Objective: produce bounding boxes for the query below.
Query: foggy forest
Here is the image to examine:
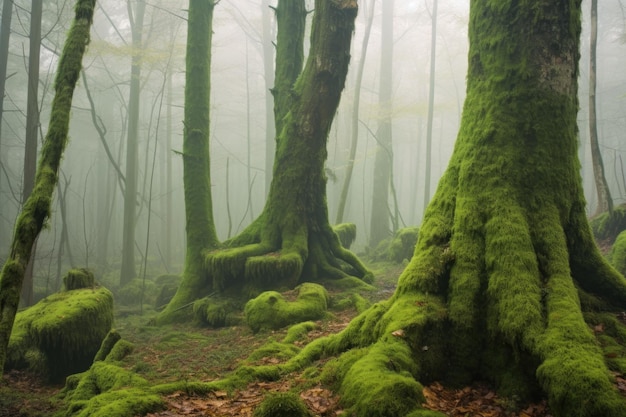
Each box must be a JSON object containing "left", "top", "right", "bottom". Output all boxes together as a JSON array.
[{"left": 1, "top": 0, "right": 626, "bottom": 416}]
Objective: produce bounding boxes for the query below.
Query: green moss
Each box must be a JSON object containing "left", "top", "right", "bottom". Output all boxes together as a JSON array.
[
  {"left": 333, "top": 223, "right": 357, "bottom": 249},
  {"left": 252, "top": 391, "right": 312, "bottom": 417},
  {"left": 93, "top": 330, "right": 121, "bottom": 362},
  {"left": 590, "top": 204, "right": 626, "bottom": 243},
  {"left": 7, "top": 286, "right": 114, "bottom": 381},
  {"left": 244, "top": 283, "right": 328, "bottom": 332},
  {"left": 64, "top": 268, "right": 95, "bottom": 290},
  {"left": 282, "top": 321, "right": 317, "bottom": 344},
  {"left": 609, "top": 230, "right": 626, "bottom": 274},
  {"left": 339, "top": 339, "right": 423, "bottom": 417},
  {"left": 193, "top": 297, "right": 242, "bottom": 327},
  {"left": 62, "top": 361, "right": 163, "bottom": 417}
]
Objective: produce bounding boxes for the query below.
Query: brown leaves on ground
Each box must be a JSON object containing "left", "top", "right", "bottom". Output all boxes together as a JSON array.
[
  {"left": 422, "top": 382, "right": 553, "bottom": 417},
  {"left": 146, "top": 382, "right": 342, "bottom": 417}
]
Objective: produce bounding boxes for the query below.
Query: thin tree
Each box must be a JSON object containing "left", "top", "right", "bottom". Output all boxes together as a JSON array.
[
  {"left": 0, "top": 0, "right": 97, "bottom": 375},
  {"left": 20, "top": 0, "right": 43, "bottom": 307},
  {"left": 157, "top": 0, "right": 219, "bottom": 323},
  {"left": 0, "top": 0, "right": 14, "bottom": 216},
  {"left": 120, "top": 0, "right": 146, "bottom": 286},
  {"left": 335, "top": 0, "right": 375, "bottom": 225},
  {"left": 368, "top": 0, "right": 393, "bottom": 248},
  {"left": 422, "top": 0, "right": 437, "bottom": 214},
  {"left": 589, "top": 0, "right": 612, "bottom": 216}
]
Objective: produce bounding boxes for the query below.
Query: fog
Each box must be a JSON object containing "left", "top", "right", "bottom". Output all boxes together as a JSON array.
[{"left": 0, "top": 0, "right": 624, "bottom": 299}]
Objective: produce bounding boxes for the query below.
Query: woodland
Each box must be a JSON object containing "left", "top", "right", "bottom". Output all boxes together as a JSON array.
[{"left": 1, "top": 0, "right": 626, "bottom": 416}]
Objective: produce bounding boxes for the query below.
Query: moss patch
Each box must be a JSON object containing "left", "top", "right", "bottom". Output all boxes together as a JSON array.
[
  {"left": 7, "top": 286, "right": 113, "bottom": 381},
  {"left": 244, "top": 283, "right": 329, "bottom": 333},
  {"left": 253, "top": 391, "right": 313, "bottom": 417}
]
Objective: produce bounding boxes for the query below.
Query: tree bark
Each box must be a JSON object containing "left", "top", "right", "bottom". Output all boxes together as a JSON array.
[
  {"left": 156, "top": 0, "right": 219, "bottom": 324},
  {"left": 589, "top": 0, "right": 612, "bottom": 216},
  {"left": 205, "top": 0, "right": 371, "bottom": 293},
  {"left": 0, "top": 0, "right": 96, "bottom": 376},
  {"left": 0, "top": 0, "right": 14, "bottom": 225}
]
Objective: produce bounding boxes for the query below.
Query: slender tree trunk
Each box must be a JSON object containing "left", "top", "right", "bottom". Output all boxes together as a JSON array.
[
  {"left": 262, "top": 0, "right": 275, "bottom": 196},
  {"left": 589, "top": 0, "right": 612, "bottom": 216},
  {"left": 369, "top": 0, "right": 394, "bottom": 248},
  {"left": 0, "top": 0, "right": 96, "bottom": 376},
  {"left": 423, "top": 0, "right": 438, "bottom": 214},
  {"left": 120, "top": 0, "right": 146, "bottom": 286},
  {"left": 271, "top": 0, "right": 306, "bottom": 141},
  {"left": 335, "top": 0, "right": 375, "bottom": 224},
  {"left": 0, "top": 0, "right": 14, "bottom": 225},
  {"left": 157, "top": 0, "right": 219, "bottom": 324},
  {"left": 20, "top": 0, "right": 43, "bottom": 307}
]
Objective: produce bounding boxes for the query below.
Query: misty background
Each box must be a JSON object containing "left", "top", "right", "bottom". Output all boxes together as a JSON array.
[{"left": 0, "top": 0, "right": 624, "bottom": 299}]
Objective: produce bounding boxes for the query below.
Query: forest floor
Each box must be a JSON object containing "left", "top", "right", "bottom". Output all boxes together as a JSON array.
[{"left": 1, "top": 262, "right": 625, "bottom": 417}]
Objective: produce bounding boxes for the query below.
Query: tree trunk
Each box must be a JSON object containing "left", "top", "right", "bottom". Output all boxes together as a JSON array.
[
  {"left": 20, "top": 0, "right": 43, "bottom": 307},
  {"left": 261, "top": 0, "right": 275, "bottom": 196},
  {"left": 589, "top": 0, "right": 612, "bottom": 216},
  {"left": 0, "top": 0, "right": 14, "bottom": 229},
  {"left": 284, "top": 2, "right": 626, "bottom": 416},
  {"left": 423, "top": 0, "right": 438, "bottom": 213},
  {"left": 120, "top": 0, "right": 145, "bottom": 287},
  {"left": 271, "top": 0, "right": 306, "bottom": 142},
  {"left": 205, "top": 0, "right": 370, "bottom": 293},
  {"left": 369, "top": 0, "right": 394, "bottom": 248},
  {"left": 0, "top": 0, "right": 96, "bottom": 376},
  {"left": 156, "top": 0, "right": 219, "bottom": 324}
]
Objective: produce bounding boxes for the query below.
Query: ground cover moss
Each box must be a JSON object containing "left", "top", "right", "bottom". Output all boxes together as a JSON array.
[
  {"left": 252, "top": 391, "right": 313, "bottom": 417},
  {"left": 7, "top": 286, "right": 113, "bottom": 381},
  {"left": 244, "top": 283, "right": 329, "bottom": 332}
]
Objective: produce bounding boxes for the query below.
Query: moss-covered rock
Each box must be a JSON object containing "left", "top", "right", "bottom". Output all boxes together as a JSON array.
[
  {"left": 6, "top": 285, "right": 114, "bottom": 381},
  {"left": 244, "top": 283, "right": 328, "bottom": 333},
  {"left": 252, "top": 391, "right": 313, "bottom": 417},
  {"left": 116, "top": 278, "right": 158, "bottom": 306},
  {"left": 63, "top": 268, "right": 95, "bottom": 290}
]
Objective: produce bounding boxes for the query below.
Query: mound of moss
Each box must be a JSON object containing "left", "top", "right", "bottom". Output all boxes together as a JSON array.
[
  {"left": 6, "top": 285, "right": 114, "bottom": 381},
  {"left": 116, "top": 278, "right": 158, "bottom": 306},
  {"left": 193, "top": 297, "right": 242, "bottom": 327},
  {"left": 370, "top": 227, "right": 419, "bottom": 263},
  {"left": 253, "top": 391, "right": 313, "bottom": 417},
  {"left": 244, "top": 283, "right": 329, "bottom": 333},
  {"left": 64, "top": 268, "right": 95, "bottom": 290},
  {"left": 590, "top": 204, "right": 626, "bottom": 244},
  {"left": 609, "top": 231, "right": 626, "bottom": 275}
]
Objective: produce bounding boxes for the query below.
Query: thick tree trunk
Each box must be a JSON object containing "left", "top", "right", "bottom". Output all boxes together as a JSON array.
[
  {"left": 205, "top": 0, "right": 371, "bottom": 294},
  {"left": 156, "top": 0, "right": 219, "bottom": 324},
  {"left": 0, "top": 0, "right": 96, "bottom": 376},
  {"left": 280, "top": 2, "right": 626, "bottom": 416}
]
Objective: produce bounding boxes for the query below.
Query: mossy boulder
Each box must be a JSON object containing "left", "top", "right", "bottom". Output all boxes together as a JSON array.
[
  {"left": 244, "top": 283, "right": 329, "bottom": 333},
  {"left": 64, "top": 268, "right": 95, "bottom": 290},
  {"left": 252, "top": 391, "right": 313, "bottom": 417},
  {"left": 6, "top": 285, "right": 114, "bottom": 381},
  {"left": 116, "top": 278, "right": 158, "bottom": 306}
]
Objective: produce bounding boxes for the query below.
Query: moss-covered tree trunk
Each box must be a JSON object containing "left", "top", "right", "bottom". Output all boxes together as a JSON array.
[
  {"left": 205, "top": 0, "right": 370, "bottom": 294},
  {"left": 271, "top": 0, "right": 305, "bottom": 142},
  {"left": 288, "top": 1, "right": 626, "bottom": 416},
  {"left": 156, "top": 0, "right": 219, "bottom": 324},
  {"left": 0, "top": 0, "right": 96, "bottom": 375}
]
